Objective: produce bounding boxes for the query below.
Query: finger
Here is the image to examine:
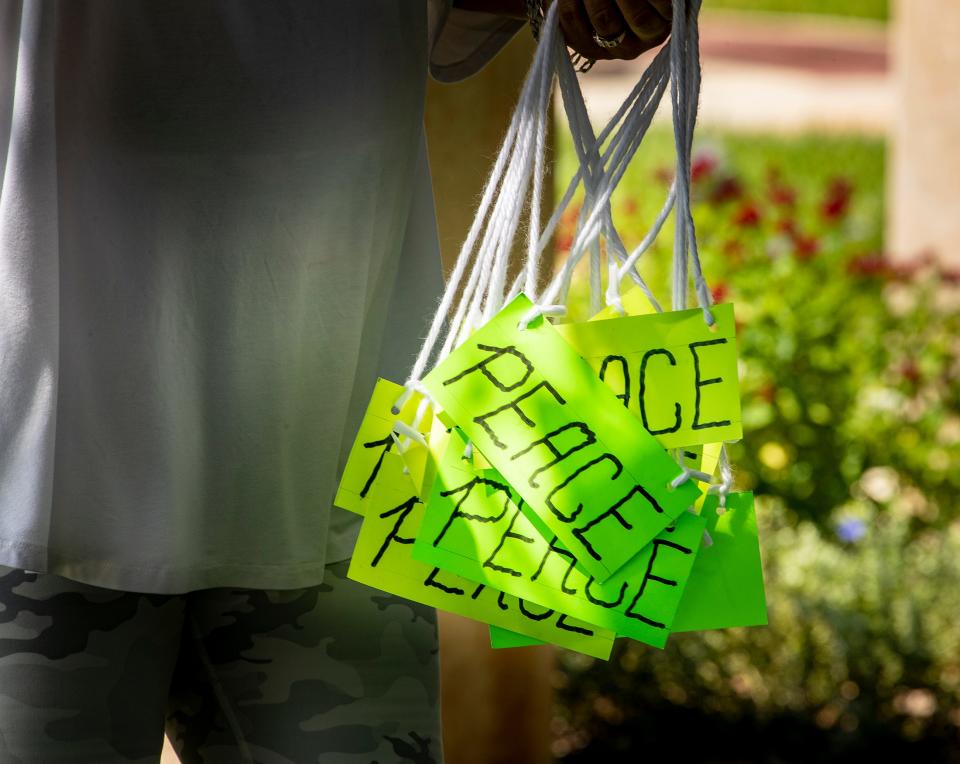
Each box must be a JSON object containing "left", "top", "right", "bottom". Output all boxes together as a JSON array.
[
  {"left": 647, "top": 0, "right": 672, "bottom": 22},
  {"left": 616, "top": 0, "right": 671, "bottom": 45},
  {"left": 557, "top": 0, "right": 613, "bottom": 60},
  {"left": 583, "top": 0, "right": 646, "bottom": 59},
  {"left": 583, "top": 0, "right": 627, "bottom": 38}
]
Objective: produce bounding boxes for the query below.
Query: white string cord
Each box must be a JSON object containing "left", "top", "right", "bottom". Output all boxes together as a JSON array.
[
  {"left": 521, "top": 45, "right": 672, "bottom": 327},
  {"left": 613, "top": 182, "right": 676, "bottom": 288},
  {"left": 670, "top": 0, "right": 713, "bottom": 323},
  {"left": 468, "top": 32, "right": 674, "bottom": 326},
  {"left": 555, "top": 40, "right": 641, "bottom": 315},
  {"left": 708, "top": 445, "right": 735, "bottom": 512},
  {"left": 443, "top": 1, "right": 559, "bottom": 343},
  {"left": 509, "top": 42, "right": 671, "bottom": 319},
  {"left": 483, "top": 14, "right": 559, "bottom": 321},
  {"left": 554, "top": 42, "right": 665, "bottom": 314},
  {"left": 560, "top": 46, "right": 670, "bottom": 271},
  {"left": 400, "top": 1, "right": 562, "bottom": 401},
  {"left": 397, "top": 0, "right": 735, "bottom": 515}
]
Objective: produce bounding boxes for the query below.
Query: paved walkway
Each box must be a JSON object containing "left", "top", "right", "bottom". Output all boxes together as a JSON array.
[{"left": 579, "top": 11, "right": 892, "bottom": 134}]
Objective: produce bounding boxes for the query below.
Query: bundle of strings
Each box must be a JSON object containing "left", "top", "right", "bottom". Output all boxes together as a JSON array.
[{"left": 396, "top": 0, "right": 735, "bottom": 507}]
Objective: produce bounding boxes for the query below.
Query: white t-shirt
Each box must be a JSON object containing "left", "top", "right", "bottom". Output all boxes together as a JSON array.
[{"left": 0, "top": 1, "right": 522, "bottom": 593}]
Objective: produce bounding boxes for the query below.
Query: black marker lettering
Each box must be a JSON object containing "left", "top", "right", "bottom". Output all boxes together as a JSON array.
[
  {"left": 442, "top": 343, "right": 533, "bottom": 392},
  {"left": 571, "top": 484, "right": 663, "bottom": 561},
  {"left": 624, "top": 537, "right": 694, "bottom": 627},
  {"left": 511, "top": 422, "right": 597, "bottom": 488},
  {"left": 556, "top": 614, "right": 594, "bottom": 636},
  {"left": 599, "top": 355, "right": 630, "bottom": 408},
  {"left": 639, "top": 348, "right": 681, "bottom": 435},
  {"left": 360, "top": 435, "right": 394, "bottom": 499},
  {"left": 424, "top": 567, "right": 465, "bottom": 595},
  {"left": 434, "top": 477, "right": 513, "bottom": 547},
  {"left": 531, "top": 535, "right": 580, "bottom": 595},
  {"left": 474, "top": 380, "right": 565, "bottom": 449},
  {"left": 584, "top": 575, "right": 627, "bottom": 608},
  {"left": 371, "top": 496, "right": 421, "bottom": 567},
  {"left": 690, "top": 338, "right": 732, "bottom": 431},
  {"left": 518, "top": 599, "right": 554, "bottom": 621},
  {"left": 484, "top": 505, "right": 537, "bottom": 578},
  {"left": 544, "top": 453, "right": 623, "bottom": 523}
]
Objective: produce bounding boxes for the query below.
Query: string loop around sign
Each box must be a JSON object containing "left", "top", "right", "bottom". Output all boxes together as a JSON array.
[{"left": 394, "top": 0, "right": 735, "bottom": 512}]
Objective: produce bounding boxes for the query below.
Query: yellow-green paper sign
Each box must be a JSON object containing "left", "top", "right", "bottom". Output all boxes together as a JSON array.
[
  {"left": 346, "top": 451, "right": 616, "bottom": 660},
  {"left": 334, "top": 378, "right": 430, "bottom": 515},
  {"left": 556, "top": 303, "right": 742, "bottom": 449},
  {"left": 421, "top": 294, "right": 701, "bottom": 583},
  {"left": 672, "top": 492, "right": 767, "bottom": 631},
  {"left": 413, "top": 435, "right": 706, "bottom": 648}
]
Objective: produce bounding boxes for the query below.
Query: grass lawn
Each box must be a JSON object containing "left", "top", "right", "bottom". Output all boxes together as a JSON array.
[{"left": 706, "top": 0, "right": 888, "bottom": 21}]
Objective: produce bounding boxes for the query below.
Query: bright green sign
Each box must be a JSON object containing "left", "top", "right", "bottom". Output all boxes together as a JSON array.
[
  {"left": 489, "top": 626, "right": 545, "bottom": 649},
  {"left": 334, "top": 378, "right": 430, "bottom": 515},
  {"left": 347, "top": 451, "right": 616, "bottom": 660},
  {"left": 421, "top": 294, "right": 701, "bottom": 583},
  {"left": 413, "top": 436, "right": 705, "bottom": 648},
  {"left": 672, "top": 492, "right": 767, "bottom": 631},
  {"left": 556, "top": 304, "right": 742, "bottom": 449}
]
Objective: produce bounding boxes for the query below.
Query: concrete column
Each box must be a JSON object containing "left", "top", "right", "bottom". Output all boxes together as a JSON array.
[{"left": 889, "top": 0, "right": 960, "bottom": 263}]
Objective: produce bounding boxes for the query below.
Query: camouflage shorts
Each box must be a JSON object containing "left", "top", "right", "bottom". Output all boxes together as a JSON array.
[{"left": 0, "top": 561, "right": 442, "bottom": 764}]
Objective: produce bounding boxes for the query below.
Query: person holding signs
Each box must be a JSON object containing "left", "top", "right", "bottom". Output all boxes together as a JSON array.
[{"left": 0, "top": 1, "right": 675, "bottom": 761}]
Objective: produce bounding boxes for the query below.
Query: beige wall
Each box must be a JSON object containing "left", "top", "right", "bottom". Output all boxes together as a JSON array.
[{"left": 889, "top": 0, "right": 960, "bottom": 263}]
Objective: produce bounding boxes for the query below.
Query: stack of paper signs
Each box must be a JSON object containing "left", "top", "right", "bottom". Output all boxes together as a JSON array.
[{"left": 335, "top": 294, "right": 766, "bottom": 660}]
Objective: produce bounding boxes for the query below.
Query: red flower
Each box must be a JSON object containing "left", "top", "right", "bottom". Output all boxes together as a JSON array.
[
  {"left": 692, "top": 151, "right": 719, "bottom": 184},
  {"left": 758, "top": 383, "right": 776, "bottom": 403},
  {"left": 939, "top": 266, "right": 960, "bottom": 285},
  {"left": 733, "top": 202, "right": 761, "bottom": 227},
  {"left": 776, "top": 218, "right": 797, "bottom": 236},
  {"left": 711, "top": 282, "right": 730, "bottom": 304},
  {"left": 722, "top": 239, "right": 744, "bottom": 260},
  {"left": 770, "top": 184, "right": 797, "bottom": 207},
  {"left": 793, "top": 234, "right": 820, "bottom": 261},
  {"left": 846, "top": 253, "right": 891, "bottom": 278},
  {"left": 709, "top": 176, "right": 744, "bottom": 204},
  {"left": 765, "top": 166, "right": 796, "bottom": 207},
  {"left": 899, "top": 359, "right": 922, "bottom": 384},
  {"left": 822, "top": 177, "right": 853, "bottom": 221}
]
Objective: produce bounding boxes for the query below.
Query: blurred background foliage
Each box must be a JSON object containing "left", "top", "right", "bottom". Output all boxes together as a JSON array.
[
  {"left": 708, "top": 0, "right": 888, "bottom": 21},
  {"left": 551, "top": 122, "right": 960, "bottom": 760}
]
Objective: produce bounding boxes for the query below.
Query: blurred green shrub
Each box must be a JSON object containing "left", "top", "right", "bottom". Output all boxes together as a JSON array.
[
  {"left": 553, "top": 129, "right": 960, "bottom": 759},
  {"left": 555, "top": 499, "right": 960, "bottom": 760},
  {"left": 706, "top": 0, "right": 888, "bottom": 21}
]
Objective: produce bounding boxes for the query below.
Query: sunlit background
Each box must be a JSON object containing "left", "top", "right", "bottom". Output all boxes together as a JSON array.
[
  {"left": 550, "top": 1, "right": 960, "bottom": 761},
  {"left": 152, "top": 2, "right": 960, "bottom": 761}
]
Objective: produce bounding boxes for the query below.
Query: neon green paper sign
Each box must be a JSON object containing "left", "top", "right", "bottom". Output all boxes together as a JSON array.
[
  {"left": 347, "top": 452, "right": 616, "bottom": 660},
  {"left": 590, "top": 285, "right": 656, "bottom": 321},
  {"left": 672, "top": 492, "right": 767, "bottom": 631},
  {"left": 555, "top": 304, "right": 742, "bottom": 449},
  {"left": 334, "top": 378, "right": 430, "bottom": 515},
  {"left": 421, "top": 294, "right": 701, "bottom": 583},
  {"left": 413, "top": 436, "right": 705, "bottom": 648},
  {"left": 489, "top": 626, "right": 545, "bottom": 649}
]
